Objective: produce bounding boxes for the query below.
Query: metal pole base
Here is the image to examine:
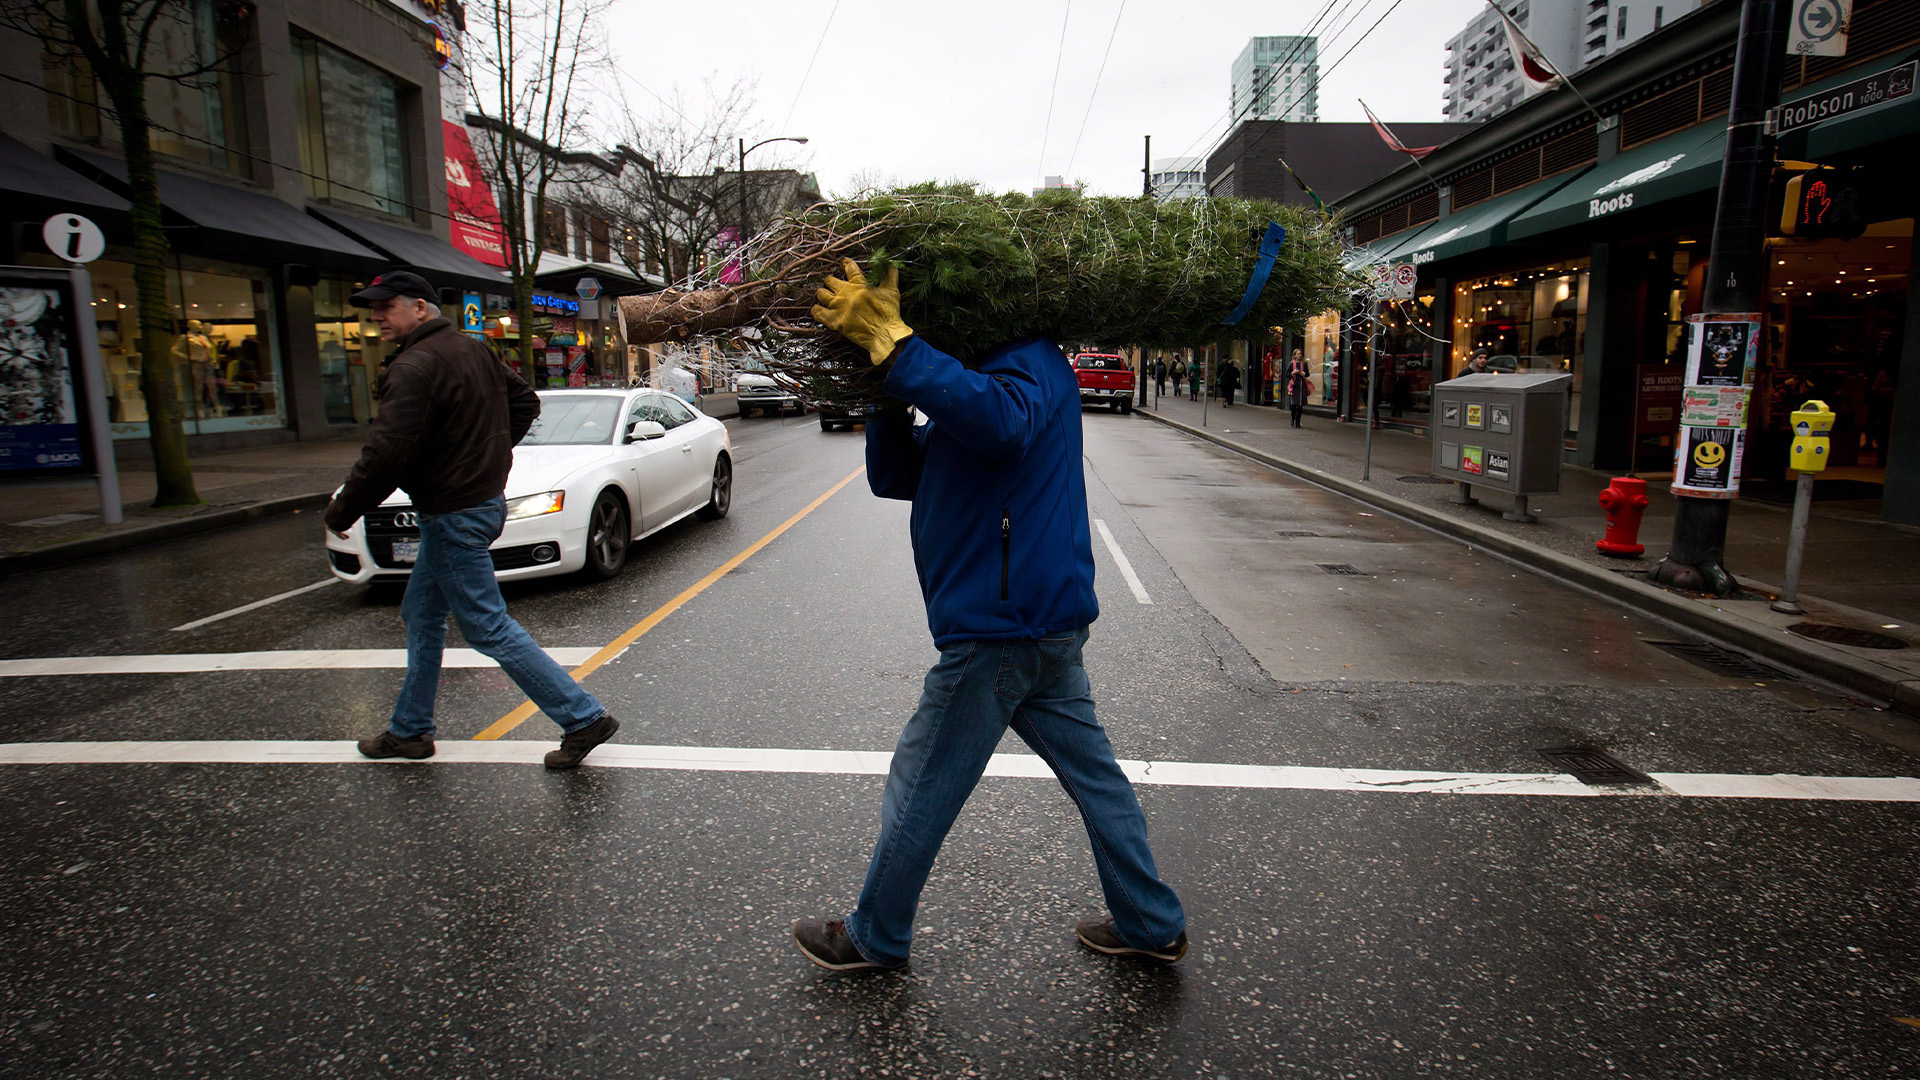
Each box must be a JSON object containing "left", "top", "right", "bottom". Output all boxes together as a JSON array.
[
  {"left": 1769, "top": 599, "right": 1806, "bottom": 615},
  {"left": 1502, "top": 495, "right": 1537, "bottom": 523},
  {"left": 1652, "top": 494, "right": 1739, "bottom": 597}
]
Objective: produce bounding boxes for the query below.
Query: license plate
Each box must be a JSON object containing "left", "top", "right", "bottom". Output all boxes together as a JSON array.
[{"left": 391, "top": 539, "right": 420, "bottom": 564}]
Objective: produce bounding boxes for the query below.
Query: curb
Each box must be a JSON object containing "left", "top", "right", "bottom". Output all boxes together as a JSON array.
[
  {"left": 1136, "top": 409, "right": 1919, "bottom": 717},
  {"left": 0, "top": 491, "right": 332, "bottom": 578}
]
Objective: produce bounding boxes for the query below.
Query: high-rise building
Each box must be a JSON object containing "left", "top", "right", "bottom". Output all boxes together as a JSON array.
[
  {"left": 1444, "top": 1, "right": 1703, "bottom": 122},
  {"left": 1148, "top": 157, "right": 1206, "bottom": 201},
  {"left": 1231, "top": 36, "right": 1319, "bottom": 123}
]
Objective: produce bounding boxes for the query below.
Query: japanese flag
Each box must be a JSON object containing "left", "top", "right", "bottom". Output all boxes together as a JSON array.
[{"left": 1492, "top": 3, "right": 1564, "bottom": 93}]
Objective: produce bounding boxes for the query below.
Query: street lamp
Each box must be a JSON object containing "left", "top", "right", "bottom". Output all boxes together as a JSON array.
[{"left": 737, "top": 136, "right": 808, "bottom": 274}]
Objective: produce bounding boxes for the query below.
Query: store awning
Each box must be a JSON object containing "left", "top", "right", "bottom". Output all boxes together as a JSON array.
[
  {"left": 309, "top": 207, "right": 510, "bottom": 293},
  {"left": 1384, "top": 172, "right": 1590, "bottom": 264},
  {"left": 533, "top": 252, "right": 663, "bottom": 292},
  {"left": 1506, "top": 121, "right": 1728, "bottom": 241},
  {"left": 59, "top": 148, "right": 382, "bottom": 267},
  {"left": 0, "top": 133, "right": 128, "bottom": 215},
  {"left": 1340, "top": 238, "right": 1397, "bottom": 272},
  {"left": 1793, "top": 53, "right": 1920, "bottom": 160}
]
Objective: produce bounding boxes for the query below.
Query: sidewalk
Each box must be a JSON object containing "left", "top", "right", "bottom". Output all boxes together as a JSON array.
[
  {"left": 0, "top": 438, "right": 366, "bottom": 573},
  {"left": 1134, "top": 389, "right": 1920, "bottom": 715}
]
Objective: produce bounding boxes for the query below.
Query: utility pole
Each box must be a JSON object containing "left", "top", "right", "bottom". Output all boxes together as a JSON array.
[
  {"left": 1651, "top": 0, "right": 1789, "bottom": 596},
  {"left": 1140, "top": 135, "right": 1154, "bottom": 408}
]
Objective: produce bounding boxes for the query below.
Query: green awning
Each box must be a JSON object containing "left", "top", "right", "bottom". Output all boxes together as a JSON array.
[
  {"left": 1340, "top": 238, "right": 1396, "bottom": 272},
  {"left": 1383, "top": 173, "right": 1588, "bottom": 265},
  {"left": 1506, "top": 121, "right": 1728, "bottom": 240}
]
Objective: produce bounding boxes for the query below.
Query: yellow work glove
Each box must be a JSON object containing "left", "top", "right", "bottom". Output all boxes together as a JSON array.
[{"left": 811, "top": 258, "right": 913, "bottom": 365}]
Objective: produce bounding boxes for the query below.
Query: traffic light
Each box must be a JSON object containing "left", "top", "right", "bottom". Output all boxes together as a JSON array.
[{"left": 1778, "top": 166, "right": 1869, "bottom": 239}]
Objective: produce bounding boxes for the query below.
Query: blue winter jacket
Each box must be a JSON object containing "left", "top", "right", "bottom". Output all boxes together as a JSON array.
[{"left": 866, "top": 335, "right": 1100, "bottom": 649}]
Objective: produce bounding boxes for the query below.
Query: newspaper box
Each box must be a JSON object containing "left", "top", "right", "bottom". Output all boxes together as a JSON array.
[{"left": 1431, "top": 372, "right": 1572, "bottom": 522}]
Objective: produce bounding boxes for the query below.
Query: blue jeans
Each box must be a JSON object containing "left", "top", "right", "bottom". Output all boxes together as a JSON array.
[
  {"left": 389, "top": 497, "right": 606, "bottom": 739},
  {"left": 844, "top": 628, "right": 1185, "bottom": 967}
]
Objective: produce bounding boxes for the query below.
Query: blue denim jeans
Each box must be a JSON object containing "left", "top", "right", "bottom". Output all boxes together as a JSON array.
[
  {"left": 389, "top": 497, "right": 606, "bottom": 739},
  {"left": 844, "top": 628, "right": 1185, "bottom": 967}
]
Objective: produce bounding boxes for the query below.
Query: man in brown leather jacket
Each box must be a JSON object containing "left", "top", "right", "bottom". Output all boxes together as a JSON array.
[{"left": 325, "top": 271, "right": 620, "bottom": 769}]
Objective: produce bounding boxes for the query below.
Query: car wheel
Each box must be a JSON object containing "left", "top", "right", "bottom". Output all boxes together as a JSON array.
[
  {"left": 1120, "top": 399, "right": 1134, "bottom": 414},
  {"left": 1108, "top": 400, "right": 1120, "bottom": 413},
  {"left": 697, "top": 453, "right": 732, "bottom": 520},
  {"left": 820, "top": 415, "right": 835, "bottom": 431},
  {"left": 584, "top": 489, "right": 630, "bottom": 580}
]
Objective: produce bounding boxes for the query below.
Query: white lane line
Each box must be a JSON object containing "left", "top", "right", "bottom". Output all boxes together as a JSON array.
[
  {"left": 0, "top": 649, "right": 601, "bottom": 677},
  {"left": 1093, "top": 518, "right": 1152, "bottom": 605},
  {"left": 171, "top": 579, "right": 340, "bottom": 632},
  {"left": 0, "top": 741, "right": 1915, "bottom": 802}
]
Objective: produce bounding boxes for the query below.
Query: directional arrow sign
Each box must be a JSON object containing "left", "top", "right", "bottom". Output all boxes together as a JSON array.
[{"left": 1789, "top": 0, "right": 1850, "bottom": 56}]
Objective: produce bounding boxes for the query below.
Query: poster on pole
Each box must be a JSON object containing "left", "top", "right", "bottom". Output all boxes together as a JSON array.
[
  {"left": 1673, "top": 425, "right": 1746, "bottom": 498},
  {"left": 1684, "top": 313, "right": 1759, "bottom": 387},
  {"left": 0, "top": 274, "right": 87, "bottom": 474}
]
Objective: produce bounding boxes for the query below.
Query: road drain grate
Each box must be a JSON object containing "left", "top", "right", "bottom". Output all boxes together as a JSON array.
[
  {"left": 1537, "top": 747, "right": 1656, "bottom": 786},
  {"left": 1397, "top": 475, "right": 1455, "bottom": 485},
  {"left": 1275, "top": 530, "right": 1321, "bottom": 538},
  {"left": 1317, "top": 563, "right": 1365, "bottom": 575},
  {"left": 1787, "top": 623, "right": 1909, "bottom": 650},
  {"left": 1646, "top": 640, "right": 1801, "bottom": 682}
]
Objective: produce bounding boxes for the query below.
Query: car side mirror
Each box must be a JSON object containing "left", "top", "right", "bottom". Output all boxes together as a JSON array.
[{"left": 627, "top": 420, "right": 667, "bottom": 442}]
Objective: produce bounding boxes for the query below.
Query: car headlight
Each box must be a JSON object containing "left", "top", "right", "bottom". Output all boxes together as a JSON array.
[{"left": 505, "top": 491, "right": 565, "bottom": 520}]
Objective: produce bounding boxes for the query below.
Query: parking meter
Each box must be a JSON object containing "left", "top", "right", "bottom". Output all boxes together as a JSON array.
[{"left": 1788, "top": 400, "right": 1835, "bottom": 473}]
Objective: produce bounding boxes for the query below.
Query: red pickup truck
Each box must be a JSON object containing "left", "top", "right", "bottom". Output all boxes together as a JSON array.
[{"left": 1072, "top": 352, "right": 1136, "bottom": 414}]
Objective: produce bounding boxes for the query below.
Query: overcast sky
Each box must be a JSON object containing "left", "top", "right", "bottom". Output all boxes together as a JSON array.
[{"left": 600, "top": 0, "right": 1491, "bottom": 197}]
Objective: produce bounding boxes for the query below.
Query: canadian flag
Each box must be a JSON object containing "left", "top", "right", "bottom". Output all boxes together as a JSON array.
[{"left": 1491, "top": 2, "right": 1564, "bottom": 93}]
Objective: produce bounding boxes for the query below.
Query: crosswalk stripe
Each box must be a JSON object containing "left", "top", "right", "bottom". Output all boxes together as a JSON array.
[
  {"left": 0, "top": 649, "right": 601, "bottom": 676},
  {"left": 0, "top": 741, "right": 1914, "bottom": 802}
]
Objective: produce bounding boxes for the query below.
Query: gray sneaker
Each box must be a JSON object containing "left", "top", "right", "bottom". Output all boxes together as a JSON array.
[
  {"left": 545, "top": 714, "right": 619, "bottom": 769},
  {"left": 1075, "top": 916, "right": 1188, "bottom": 964}
]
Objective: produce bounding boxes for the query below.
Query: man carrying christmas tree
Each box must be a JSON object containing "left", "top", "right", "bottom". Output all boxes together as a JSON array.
[{"left": 790, "top": 259, "right": 1188, "bottom": 972}]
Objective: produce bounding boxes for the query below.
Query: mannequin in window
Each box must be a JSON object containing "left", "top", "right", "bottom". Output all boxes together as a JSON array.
[{"left": 174, "top": 320, "right": 218, "bottom": 416}]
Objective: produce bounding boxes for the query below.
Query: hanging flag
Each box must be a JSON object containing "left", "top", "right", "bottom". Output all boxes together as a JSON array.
[
  {"left": 1490, "top": 1, "right": 1565, "bottom": 93},
  {"left": 1358, "top": 101, "right": 1439, "bottom": 159},
  {"left": 1276, "top": 156, "right": 1325, "bottom": 211}
]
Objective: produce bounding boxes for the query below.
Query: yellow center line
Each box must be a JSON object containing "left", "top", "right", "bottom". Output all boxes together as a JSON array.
[{"left": 474, "top": 466, "right": 867, "bottom": 741}]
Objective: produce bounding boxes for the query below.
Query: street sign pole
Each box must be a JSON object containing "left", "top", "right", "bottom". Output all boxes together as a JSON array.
[
  {"left": 1363, "top": 306, "right": 1379, "bottom": 481},
  {"left": 1652, "top": 0, "right": 1789, "bottom": 598},
  {"left": 69, "top": 263, "right": 122, "bottom": 524}
]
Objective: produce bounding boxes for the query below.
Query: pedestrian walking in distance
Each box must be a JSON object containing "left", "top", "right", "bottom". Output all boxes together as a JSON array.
[
  {"left": 792, "top": 259, "right": 1188, "bottom": 971},
  {"left": 1285, "top": 348, "right": 1312, "bottom": 428},
  {"left": 1171, "top": 358, "right": 1187, "bottom": 397},
  {"left": 1188, "top": 360, "right": 1201, "bottom": 401},
  {"left": 1153, "top": 357, "right": 1168, "bottom": 397},
  {"left": 1219, "top": 359, "right": 1241, "bottom": 408},
  {"left": 324, "top": 271, "right": 621, "bottom": 769}
]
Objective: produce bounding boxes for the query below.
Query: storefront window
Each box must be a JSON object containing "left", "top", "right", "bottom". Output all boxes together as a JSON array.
[
  {"left": 33, "top": 255, "right": 283, "bottom": 440},
  {"left": 294, "top": 34, "right": 412, "bottom": 217},
  {"left": 1451, "top": 260, "right": 1591, "bottom": 437},
  {"left": 42, "top": 0, "right": 250, "bottom": 174},
  {"left": 1375, "top": 294, "right": 1437, "bottom": 422},
  {"left": 314, "top": 278, "right": 391, "bottom": 425},
  {"left": 1303, "top": 309, "right": 1342, "bottom": 406}
]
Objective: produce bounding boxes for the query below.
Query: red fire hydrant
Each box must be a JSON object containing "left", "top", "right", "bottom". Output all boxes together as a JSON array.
[{"left": 1596, "top": 477, "right": 1650, "bottom": 557}]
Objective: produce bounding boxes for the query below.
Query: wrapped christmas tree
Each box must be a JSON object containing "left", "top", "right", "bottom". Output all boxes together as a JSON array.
[{"left": 619, "top": 183, "right": 1354, "bottom": 410}]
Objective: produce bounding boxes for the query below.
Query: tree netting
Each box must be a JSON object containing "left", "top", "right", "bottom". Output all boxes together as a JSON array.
[{"left": 619, "top": 183, "right": 1356, "bottom": 410}]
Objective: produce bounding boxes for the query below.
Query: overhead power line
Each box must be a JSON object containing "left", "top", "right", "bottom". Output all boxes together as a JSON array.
[
  {"left": 781, "top": 0, "right": 842, "bottom": 133},
  {"left": 1062, "top": 0, "right": 1128, "bottom": 179},
  {"left": 1035, "top": 0, "right": 1076, "bottom": 183}
]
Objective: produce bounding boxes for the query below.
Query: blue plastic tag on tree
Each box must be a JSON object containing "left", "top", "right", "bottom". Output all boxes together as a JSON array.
[{"left": 1219, "top": 222, "right": 1287, "bottom": 327}]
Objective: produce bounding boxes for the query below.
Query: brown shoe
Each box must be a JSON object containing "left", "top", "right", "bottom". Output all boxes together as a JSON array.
[
  {"left": 545, "top": 713, "right": 619, "bottom": 769},
  {"left": 793, "top": 918, "right": 895, "bottom": 972},
  {"left": 1075, "top": 916, "right": 1188, "bottom": 964},
  {"left": 358, "top": 731, "right": 434, "bottom": 760}
]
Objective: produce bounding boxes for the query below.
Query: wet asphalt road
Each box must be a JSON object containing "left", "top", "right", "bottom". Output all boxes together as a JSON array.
[{"left": 2, "top": 409, "right": 1917, "bottom": 1079}]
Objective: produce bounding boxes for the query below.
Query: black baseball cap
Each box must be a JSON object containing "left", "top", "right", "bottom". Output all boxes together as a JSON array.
[{"left": 350, "top": 270, "right": 438, "bottom": 306}]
